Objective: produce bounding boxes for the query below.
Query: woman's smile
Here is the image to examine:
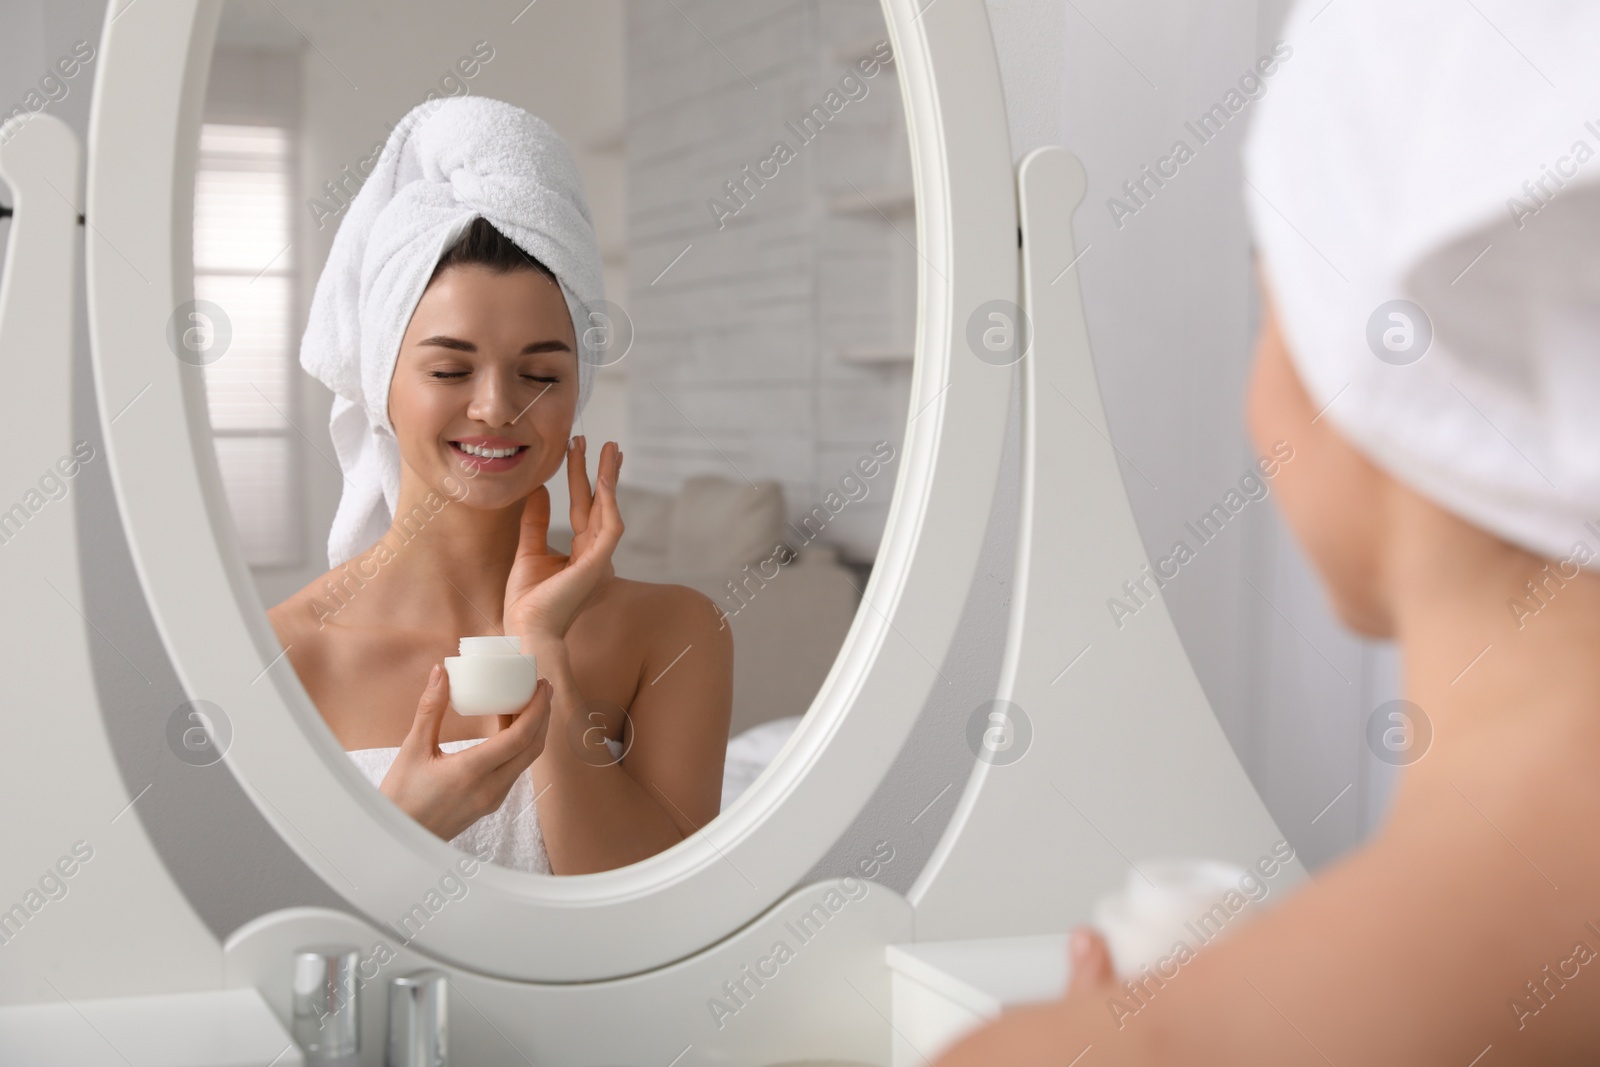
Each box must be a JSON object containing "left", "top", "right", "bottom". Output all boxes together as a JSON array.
[{"left": 449, "top": 434, "right": 530, "bottom": 473}]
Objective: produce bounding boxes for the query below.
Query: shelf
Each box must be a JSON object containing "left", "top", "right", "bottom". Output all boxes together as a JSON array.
[
  {"left": 838, "top": 345, "right": 914, "bottom": 365},
  {"left": 829, "top": 185, "right": 915, "bottom": 217},
  {"left": 583, "top": 129, "right": 625, "bottom": 155},
  {"left": 833, "top": 38, "right": 892, "bottom": 66}
]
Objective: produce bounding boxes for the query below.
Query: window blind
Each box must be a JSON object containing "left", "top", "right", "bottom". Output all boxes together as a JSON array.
[{"left": 194, "top": 121, "right": 301, "bottom": 568}]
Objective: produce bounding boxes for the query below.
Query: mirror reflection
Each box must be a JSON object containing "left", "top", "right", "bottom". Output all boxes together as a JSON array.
[{"left": 194, "top": 0, "right": 915, "bottom": 874}]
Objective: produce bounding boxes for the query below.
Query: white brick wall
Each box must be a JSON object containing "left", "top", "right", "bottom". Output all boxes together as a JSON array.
[{"left": 625, "top": 0, "right": 913, "bottom": 563}]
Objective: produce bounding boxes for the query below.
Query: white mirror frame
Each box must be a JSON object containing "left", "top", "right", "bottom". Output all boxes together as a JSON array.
[{"left": 85, "top": 0, "right": 1018, "bottom": 982}]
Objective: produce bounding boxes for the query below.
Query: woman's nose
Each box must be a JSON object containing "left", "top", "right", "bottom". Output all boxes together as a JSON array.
[{"left": 465, "top": 371, "right": 524, "bottom": 426}]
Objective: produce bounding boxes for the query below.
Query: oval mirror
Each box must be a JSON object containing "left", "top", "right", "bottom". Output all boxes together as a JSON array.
[
  {"left": 86, "top": 0, "right": 1016, "bottom": 980},
  {"left": 203, "top": 0, "right": 915, "bottom": 880}
]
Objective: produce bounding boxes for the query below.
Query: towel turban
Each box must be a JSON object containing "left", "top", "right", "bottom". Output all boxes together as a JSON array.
[{"left": 1244, "top": 0, "right": 1600, "bottom": 568}]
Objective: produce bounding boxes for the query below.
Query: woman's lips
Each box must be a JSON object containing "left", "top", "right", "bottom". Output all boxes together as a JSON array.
[{"left": 450, "top": 441, "right": 528, "bottom": 473}]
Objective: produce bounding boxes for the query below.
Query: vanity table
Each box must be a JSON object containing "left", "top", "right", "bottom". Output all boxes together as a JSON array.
[{"left": 0, "top": 1, "right": 1295, "bottom": 1062}]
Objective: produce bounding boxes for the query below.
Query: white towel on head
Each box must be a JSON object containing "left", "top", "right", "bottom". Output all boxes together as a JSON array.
[
  {"left": 1244, "top": 0, "right": 1600, "bottom": 567},
  {"left": 299, "top": 96, "right": 606, "bottom": 569}
]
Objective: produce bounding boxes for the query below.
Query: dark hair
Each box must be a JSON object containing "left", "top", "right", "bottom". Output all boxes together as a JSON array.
[{"left": 429, "top": 215, "right": 557, "bottom": 285}]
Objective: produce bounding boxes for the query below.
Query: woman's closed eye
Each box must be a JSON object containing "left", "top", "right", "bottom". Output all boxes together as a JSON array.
[{"left": 428, "top": 371, "right": 562, "bottom": 383}]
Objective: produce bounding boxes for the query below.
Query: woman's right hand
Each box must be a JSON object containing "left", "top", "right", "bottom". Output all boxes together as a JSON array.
[{"left": 378, "top": 663, "right": 552, "bottom": 842}]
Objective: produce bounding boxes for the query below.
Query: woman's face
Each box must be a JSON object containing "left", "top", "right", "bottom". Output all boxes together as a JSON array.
[
  {"left": 387, "top": 263, "right": 579, "bottom": 509},
  {"left": 1246, "top": 281, "right": 1394, "bottom": 639}
]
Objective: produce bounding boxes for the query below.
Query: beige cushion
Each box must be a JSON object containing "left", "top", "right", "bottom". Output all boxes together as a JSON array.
[
  {"left": 613, "top": 482, "right": 672, "bottom": 561},
  {"left": 666, "top": 475, "right": 786, "bottom": 573},
  {"left": 670, "top": 558, "right": 861, "bottom": 734}
]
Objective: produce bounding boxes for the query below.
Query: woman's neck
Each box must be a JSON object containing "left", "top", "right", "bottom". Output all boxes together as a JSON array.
[
  {"left": 1387, "top": 492, "right": 1600, "bottom": 778},
  {"left": 336, "top": 479, "right": 528, "bottom": 637}
]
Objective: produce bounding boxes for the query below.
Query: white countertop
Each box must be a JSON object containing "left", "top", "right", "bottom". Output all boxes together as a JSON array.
[
  {"left": 886, "top": 933, "right": 1072, "bottom": 1017},
  {"left": 0, "top": 987, "right": 301, "bottom": 1067}
]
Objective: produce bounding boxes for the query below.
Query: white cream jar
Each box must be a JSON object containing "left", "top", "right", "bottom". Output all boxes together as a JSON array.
[
  {"left": 1092, "top": 859, "right": 1250, "bottom": 977},
  {"left": 443, "top": 635, "right": 539, "bottom": 717}
]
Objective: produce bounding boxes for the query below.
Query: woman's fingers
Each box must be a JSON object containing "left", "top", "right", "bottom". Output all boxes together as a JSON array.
[
  {"left": 469, "top": 684, "right": 553, "bottom": 810},
  {"left": 603, "top": 454, "right": 623, "bottom": 530},
  {"left": 461, "top": 678, "right": 553, "bottom": 779},
  {"left": 571, "top": 450, "right": 621, "bottom": 554},
  {"left": 512, "top": 680, "right": 553, "bottom": 761},
  {"left": 517, "top": 483, "right": 552, "bottom": 558},
  {"left": 567, "top": 435, "right": 593, "bottom": 534},
  {"left": 586, "top": 455, "right": 624, "bottom": 558},
  {"left": 405, "top": 663, "right": 450, "bottom": 754},
  {"left": 1065, "top": 926, "right": 1116, "bottom": 995},
  {"left": 568, "top": 438, "right": 623, "bottom": 539}
]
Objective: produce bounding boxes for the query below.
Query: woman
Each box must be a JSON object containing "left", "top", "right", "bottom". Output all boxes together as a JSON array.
[
  {"left": 268, "top": 98, "right": 733, "bottom": 876},
  {"left": 938, "top": 1, "right": 1600, "bottom": 1061},
  {"left": 935, "top": 285, "right": 1600, "bottom": 1063}
]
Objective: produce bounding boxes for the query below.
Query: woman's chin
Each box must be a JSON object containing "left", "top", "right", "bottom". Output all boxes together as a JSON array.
[
  {"left": 1323, "top": 582, "right": 1392, "bottom": 639},
  {"left": 454, "top": 490, "right": 530, "bottom": 513},
  {"left": 435, "top": 476, "right": 523, "bottom": 508}
]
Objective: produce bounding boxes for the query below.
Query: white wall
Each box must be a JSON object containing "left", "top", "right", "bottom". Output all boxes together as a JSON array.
[{"left": 994, "top": 0, "right": 1401, "bottom": 866}]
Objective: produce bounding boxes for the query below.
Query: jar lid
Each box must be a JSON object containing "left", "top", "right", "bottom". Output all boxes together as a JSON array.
[{"left": 458, "top": 635, "right": 523, "bottom": 656}]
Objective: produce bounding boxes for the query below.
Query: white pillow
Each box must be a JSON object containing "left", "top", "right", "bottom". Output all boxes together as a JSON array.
[{"left": 720, "top": 716, "right": 803, "bottom": 812}]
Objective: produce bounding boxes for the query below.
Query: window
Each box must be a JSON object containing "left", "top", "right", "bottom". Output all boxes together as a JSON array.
[{"left": 193, "top": 122, "right": 301, "bottom": 568}]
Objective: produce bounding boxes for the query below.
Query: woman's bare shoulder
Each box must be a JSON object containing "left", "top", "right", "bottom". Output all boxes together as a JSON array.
[
  {"left": 608, "top": 576, "right": 722, "bottom": 617},
  {"left": 578, "top": 578, "right": 732, "bottom": 672},
  {"left": 595, "top": 577, "right": 730, "bottom": 641},
  {"left": 266, "top": 570, "right": 355, "bottom": 674},
  {"left": 1119, "top": 715, "right": 1600, "bottom": 1062}
]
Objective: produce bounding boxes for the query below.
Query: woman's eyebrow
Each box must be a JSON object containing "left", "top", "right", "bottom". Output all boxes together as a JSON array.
[{"left": 416, "top": 335, "right": 572, "bottom": 354}]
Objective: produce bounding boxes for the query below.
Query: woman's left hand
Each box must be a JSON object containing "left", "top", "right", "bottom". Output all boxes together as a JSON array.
[
  {"left": 503, "top": 435, "right": 624, "bottom": 641},
  {"left": 932, "top": 926, "right": 1125, "bottom": 1067}
]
